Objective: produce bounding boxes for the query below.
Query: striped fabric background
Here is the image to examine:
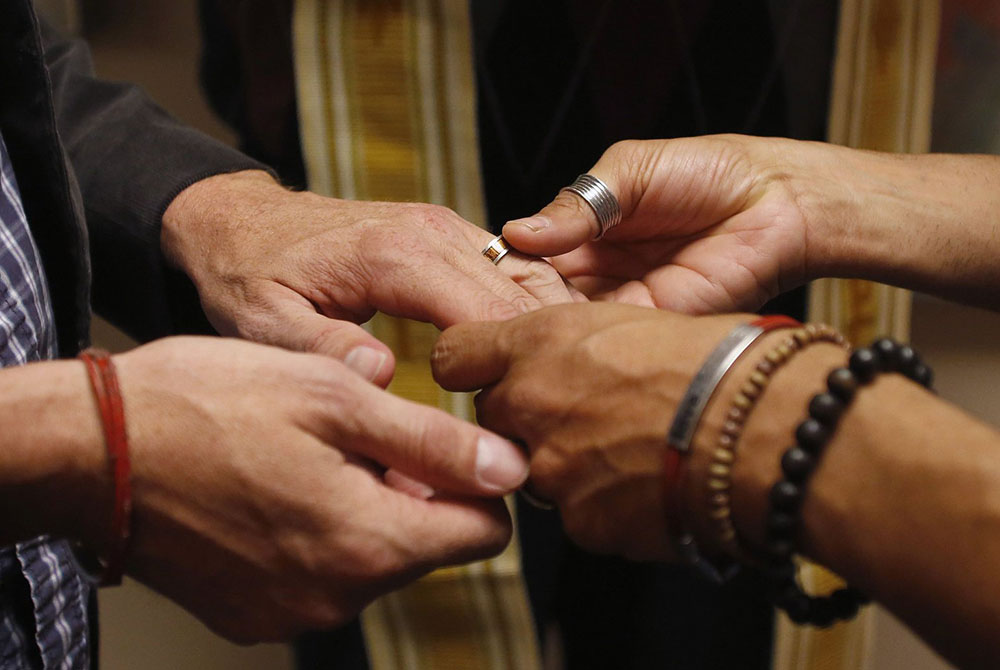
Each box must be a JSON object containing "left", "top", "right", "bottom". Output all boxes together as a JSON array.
[{"left": 292, "top": 2, "right": 541, "bottom": 668}]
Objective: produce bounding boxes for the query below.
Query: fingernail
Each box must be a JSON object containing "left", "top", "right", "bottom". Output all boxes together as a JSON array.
[
  {"left": 475, "top": 435, "right": 529, "bottom": 492},
  {"left": 344, "top": 346, "right": 387, "bottom": 382},
  {"left": 507, "top": 216, "right": 551, "bottom": 233}
]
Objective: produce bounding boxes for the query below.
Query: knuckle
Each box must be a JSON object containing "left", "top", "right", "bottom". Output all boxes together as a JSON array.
[
  {"left": 430, "top": 333, "right": 461, "bottom": 380},
  {"left": 360, "top": 543, "right": 409, "bottom": 580},
  {"left": 512, "top": 259, "right": 563, "bottom": 291},
  {"left": 302, "top": 326, "right": 348, "bottom": 357},
  {"left": 507, "top": 291, "right": 541, "bottom": 316},
  {"left": 527, "top": 447, "right": 568, "bottom": 495},
  {"left": 414, "top": 203, "right": 459, "bottom": 237},
  {"left": 605, "top": 138, "right": 643, "bottom": 164},
  {"left": 477, "top": 294, "right": 525, "bottom": 322}
]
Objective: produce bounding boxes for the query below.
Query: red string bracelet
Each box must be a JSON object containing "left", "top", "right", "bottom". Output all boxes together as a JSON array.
[{"left": 78, "top": 348, "right": 132, "bottom": 586}]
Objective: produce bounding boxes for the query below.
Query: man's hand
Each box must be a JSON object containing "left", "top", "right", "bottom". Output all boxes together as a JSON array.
[
  {"left": 103, "top": 337, "right": 526, "bottom": 642},
  {"left": 501, "top": 136, "right": 813, "bottom": 315},
  {"left": 162, "top": 171, "right": 579, "bottom": 386},
  {"left": 431, "top": 303, "right": 746, "bottom": 561}
]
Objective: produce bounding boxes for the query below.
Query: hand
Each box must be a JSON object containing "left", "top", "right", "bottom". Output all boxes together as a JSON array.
[
  {"left": 502, "top": 136, "right": 815, "bottom": 314},
  {"left": 431, "top": 303, "right": 746, "bottom": 561},
  {"left": 106, "top": 336, "right": 527, "bottom": 642},
  {"left": 162, "top": 171, "right": 581, "bottom": 387}
]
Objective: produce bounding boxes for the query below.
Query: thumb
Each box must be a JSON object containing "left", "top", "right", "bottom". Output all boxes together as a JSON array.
[
  {"left": 284, "top": 311, "right": 396, "bottom": 388},
  {"left": 503, "top": 146, "right": 634, "bottom": 256},
  {"left": 342, "top": 383, "right": 529, "bottom": 497},
  {"left": 502, "top": 189, "right": 602, "bottom": 257}
]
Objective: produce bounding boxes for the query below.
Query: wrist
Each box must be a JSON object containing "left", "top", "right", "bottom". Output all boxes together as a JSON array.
[
  {"left": 783, "top": 145, "right": 1000, "bottom": 306},
  {"left": 679, "top": 327, "right": 849, "bottom": 557},
  {"left": 160, "top": 169, "right": 284, "bottom": 276},
  {"left": 0, "top": 361, "right": 110, "bottom": 550},
  {"left": 725, "top": 340, "right": 849, "bottom": 554},
  {"left": 754, "top": 139, "right": 870, "bottom": 284}
]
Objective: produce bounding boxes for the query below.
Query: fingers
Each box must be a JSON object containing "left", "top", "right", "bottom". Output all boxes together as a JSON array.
[
  {"left": 245, "top": 285, "right": 396, "bottom": 387},
  {"left": 286, "top": 310, "right": 395, "bottom": 388},
  {"left": 503, "top": 191, "right": 602, "bottom": 256},
  {"left": 431, "top": 320, "right": 511, "bottom": 391},
  {"left": 385, "top": 491, "right": 512, "bottom": 569},
  {"left": 491, "top": 250, "right": 579, "bottom": 307},
  {"left": 337, "top": 379, "right": 527, "bottom": 496},
  {"left": 380, "top": 257, "right": 531, "bottom": 327},
  {"left": 503, "top": 142, "right": 639, "bottom": 257}
]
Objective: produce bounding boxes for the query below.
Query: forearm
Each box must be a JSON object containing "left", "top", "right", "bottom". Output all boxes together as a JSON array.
[
  {"left": 686, "top": 334, "right": 1000, "bottom": 668},
  {"left": 0, "top": 360, "right": 106, "bottom": 548},
  {"left": 789, "top": 142, "right": 1000, "bottom": 309}
]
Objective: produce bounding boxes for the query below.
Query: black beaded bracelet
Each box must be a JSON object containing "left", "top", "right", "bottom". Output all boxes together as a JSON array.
[{"left": 762, "top": 337, "right": 934, "bottom": 626}]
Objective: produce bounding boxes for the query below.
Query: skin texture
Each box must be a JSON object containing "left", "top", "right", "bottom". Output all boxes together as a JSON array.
[
  {"left": 2, "top": 166, "right": 586, "bottom": 643},
  {"left": 432, "top": 136, "right": 1000, "bottom": 667},
  {"left": 504, "top": 135, "right": 1000, "bottom": 312},
  {"left": 0, "top": 337, "right": 528, "bottom": 644},
  {"left": 433, "top": 304, "right": 1000, "bottom": 669},
  {"left": 433, "top": 304, "right": 745, "bottom": 561},
  {"left": 163, "top": 170, "right": 580, "bottom": 387}
]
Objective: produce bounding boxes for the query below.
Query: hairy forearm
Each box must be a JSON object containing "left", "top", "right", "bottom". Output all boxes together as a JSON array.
[
  {"left": 686, "top": 334, "right": 1000, "bottom": 667},
  {"left": 0, "top": 361, "right": 106, "bottom": 549},
  {"left": 161, "top": 169, "right": 282, "bottom": 274},
  {"left": 789, "top": 142, "right": 1000, "bottom": 309}
]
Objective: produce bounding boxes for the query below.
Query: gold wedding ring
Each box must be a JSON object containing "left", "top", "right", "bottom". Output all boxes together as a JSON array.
[{"left": 481, "top": 234, "right": 511, "bottom": 265}]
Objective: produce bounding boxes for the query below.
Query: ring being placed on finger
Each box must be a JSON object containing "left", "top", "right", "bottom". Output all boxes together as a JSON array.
[
  {"left": 560, "top": 173, "right": 623, "bottom": 240},
  {"left": 482, "top": 234, "right": 512, "bottom": 265},
  {"left": 518, "top": 487, "right": 555, "bottom": 511}
]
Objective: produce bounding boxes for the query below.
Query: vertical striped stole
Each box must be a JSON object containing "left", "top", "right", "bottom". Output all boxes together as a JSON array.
[{"left": 292, "top": 2, "right": 542, "bottom": 668}]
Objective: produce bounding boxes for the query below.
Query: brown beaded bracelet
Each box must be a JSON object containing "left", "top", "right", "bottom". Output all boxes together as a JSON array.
[{"left": 706, "top": 323, "right": 848, "bottom": 557}]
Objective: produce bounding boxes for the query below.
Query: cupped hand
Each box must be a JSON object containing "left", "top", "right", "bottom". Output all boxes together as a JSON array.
[
  {"left": 431, "top": 303, "right": 746, "bottom": 561},
  {"left": 111, "top": 336, "right": 527, "bottom": 643},
  {"left": 162, "top": 171, "right": 581, "bottom": 387},
  {"left": 502, "top": 135, "right": 812, "bottom": 315}
]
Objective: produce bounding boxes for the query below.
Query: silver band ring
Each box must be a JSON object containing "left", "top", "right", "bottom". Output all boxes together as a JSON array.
[
  {"left": 560, "top": 174, "right": 623, "bottom": 240},
  {"left": 482, "top": 234, "right": 511, "bottom": 265},
  {"left": 518, "top": 487, "right": 555, "bottom": 511}
]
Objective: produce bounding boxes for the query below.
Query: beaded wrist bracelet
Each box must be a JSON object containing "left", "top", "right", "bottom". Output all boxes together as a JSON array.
[
  {"left": 707, "top": 324, "right": 848, "bottom": 557},
  {"left": 666, "top": 315, "right": 799, "bottom": 583},
  {"left": 763, "top": 338, "right": 934, "bottom": 626}
]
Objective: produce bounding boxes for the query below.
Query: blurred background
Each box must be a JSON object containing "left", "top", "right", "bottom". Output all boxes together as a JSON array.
[{"left": 30, "top": 1, "right": 1000, "bottom": 669}]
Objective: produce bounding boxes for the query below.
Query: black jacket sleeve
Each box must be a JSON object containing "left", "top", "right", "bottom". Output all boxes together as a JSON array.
[{"left": 40, "top": 19, "right": 272, "bottom": 341}]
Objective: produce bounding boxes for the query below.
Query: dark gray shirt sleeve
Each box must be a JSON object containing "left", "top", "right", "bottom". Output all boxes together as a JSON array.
[{"left": 40, "top": 19, "right": 273, "bottom": 341}]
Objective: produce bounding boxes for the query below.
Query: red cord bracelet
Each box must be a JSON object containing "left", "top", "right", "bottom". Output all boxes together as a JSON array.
[{"left": 79, "top": 348, "right": 132, "bottom": 586}]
